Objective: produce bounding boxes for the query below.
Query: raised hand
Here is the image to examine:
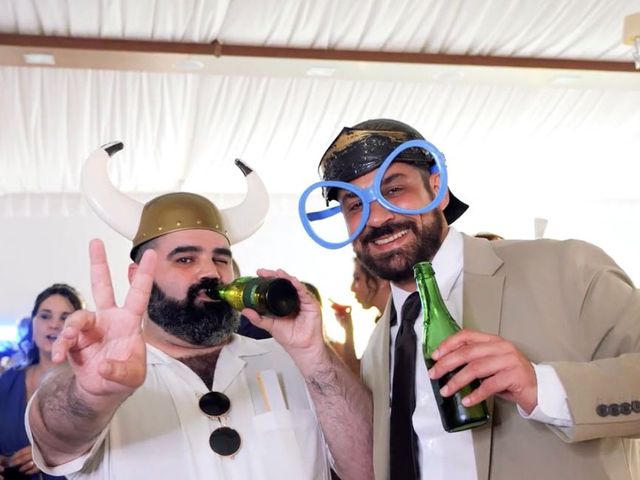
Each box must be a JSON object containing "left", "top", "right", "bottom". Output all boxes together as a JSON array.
[
  {"left": 244, "top": 269, "right": 373, "bottom": 480},
  {"left": 242, "top": 268, "right": 325, "bottom": 357},
  {"left": 428, "top": 329, "right": 538, "bottom": 414},
  {"left": 330, "top": 301, "right": 353, "bottom": 329},
  {"left": 52, "top": 239, "right": 156, "bottom": 399},
  {"left": 9, "top": 446, "right": 39, "bottom": 476}
]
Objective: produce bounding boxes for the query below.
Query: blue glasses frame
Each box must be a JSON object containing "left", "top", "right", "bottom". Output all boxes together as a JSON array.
[{"left": 298, "top": 139, "right": 448, "bottom": 249}]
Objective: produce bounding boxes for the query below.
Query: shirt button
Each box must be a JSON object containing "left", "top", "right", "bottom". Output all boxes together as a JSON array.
[
  {"left": 608, "top": 403, "right": 621, "bottom": 417},
  {"left": 620, "top": 402, "right": 632, "bottom": 415},
  {"left": 596, "top": 404, "right": 609, "bottom": 417}
]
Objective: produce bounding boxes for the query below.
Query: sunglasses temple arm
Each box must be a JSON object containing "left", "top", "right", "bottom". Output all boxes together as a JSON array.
[{"left": 306, "top": 205, "right": 341, "bottom": 221}]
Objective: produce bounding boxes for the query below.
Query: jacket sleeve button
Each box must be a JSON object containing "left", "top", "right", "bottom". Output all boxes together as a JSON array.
[
  {"left": 620, "top": 402, "right": 632, "bottom": 415},
  {"left": 608, "top": 403, "right": 621, "bottom": 417},
  {"left": 596, "top": 404, "right": 609, "bottom": 417}
]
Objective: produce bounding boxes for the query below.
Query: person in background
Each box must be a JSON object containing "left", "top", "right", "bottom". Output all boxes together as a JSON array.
[
  {"left": 0, "top": 317, "right": 34, "bottom": 374},
  {"left": 330, "top": 258, "right": 391, "bottom": 375},
  {"left": 300, "top": 118, "right": 640, "bottom": 479},
  {"left": 474, "top": 232, "right": 504, "bottom": 241},
  {"left": 0, "top": 284, "right": 84, "bottom": 480},
  {"left": 0, "top": 341, "right": 18, "bottom": 375},
  {"left": 328, "top": 302, "right": 357, "bottom": 376},
  {"left": 351, "top": 257, "right": 391, "bottom": 321}
]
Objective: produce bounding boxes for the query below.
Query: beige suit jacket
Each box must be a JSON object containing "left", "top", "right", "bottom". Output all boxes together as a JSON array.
[{"left": 361, "top": 234, "right": 640, "bottom": 480}]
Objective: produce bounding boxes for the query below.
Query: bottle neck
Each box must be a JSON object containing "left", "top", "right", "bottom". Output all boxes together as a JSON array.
[
  {"left": 414, "top": 262, "right": 458, "bottom": 358},
  {"left": 419, "top": 275, "right": 447, "bottom": 314},
  {"left": 414, "top": 264, "right": 448, "bottom": 321}
]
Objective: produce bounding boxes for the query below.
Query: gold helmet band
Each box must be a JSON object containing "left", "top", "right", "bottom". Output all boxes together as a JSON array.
[
  {"left": 131, "top": 192, "right": 227, "bottom": 260},
  {"left": 81, "top": 142, "right": 270, "bottom": 259}
]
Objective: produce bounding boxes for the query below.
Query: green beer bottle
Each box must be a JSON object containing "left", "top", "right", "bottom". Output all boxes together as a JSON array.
[
  {"left": 206, "top": 276, "right": 300, "bottom": 317},
  {"left": 414, "top": 261, "right": 489, "bottom": 432}
]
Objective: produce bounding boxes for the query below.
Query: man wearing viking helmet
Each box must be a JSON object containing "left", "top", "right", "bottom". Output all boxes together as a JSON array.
[{"left": 26, "top": 143, "right": 372, "bottom": 480}]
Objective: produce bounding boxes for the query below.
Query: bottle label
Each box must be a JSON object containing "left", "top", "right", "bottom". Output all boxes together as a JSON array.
[{"left": 241, "top": 279, "right": 260, "bottom": 312}]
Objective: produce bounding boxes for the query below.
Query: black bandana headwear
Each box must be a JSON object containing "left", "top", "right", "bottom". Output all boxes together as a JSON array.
[{"left": 318, "top": 119, "right": 468, "bottom": 224}]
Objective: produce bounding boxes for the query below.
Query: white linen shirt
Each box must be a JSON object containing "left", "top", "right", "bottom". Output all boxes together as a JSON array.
[
  {"left": 389, "top": 228, "right": 572, "bottom": 480},
  {"left": 28, "top": 335, "right": 331, "bottom": 480}
]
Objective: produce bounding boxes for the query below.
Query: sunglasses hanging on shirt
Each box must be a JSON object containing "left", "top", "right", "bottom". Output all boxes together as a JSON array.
[{"left": 199, "top": 391, "right": 242, "bottom": 457}]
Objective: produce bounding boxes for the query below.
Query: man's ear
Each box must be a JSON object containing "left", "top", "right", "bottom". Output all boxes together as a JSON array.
[
  {"left": 127, "top": 262, "right": 138, "bottom": 285},
  {"left": 429, "top": 172, "right": 450, "bottom": 211}
]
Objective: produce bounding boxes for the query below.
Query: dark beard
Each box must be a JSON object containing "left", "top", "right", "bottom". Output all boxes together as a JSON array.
[
  {"left": 147, "top": 279, "right": 240, "bottom": 347},
  {"left": 355, "top": 211, "right": 444, "bottom": 283}
]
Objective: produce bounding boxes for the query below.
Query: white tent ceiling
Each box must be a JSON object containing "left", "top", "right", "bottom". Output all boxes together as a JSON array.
[{"left": 1, "top": 0, "right": 639, "bottom": 349}]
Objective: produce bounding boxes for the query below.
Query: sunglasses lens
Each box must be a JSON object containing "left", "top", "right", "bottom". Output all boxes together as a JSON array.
[
  {"left": 199, "top": 391, "right": 231, "bottom": 417},
  {"left": 209, "top": 427, "right": 241, "bottom": 456}
]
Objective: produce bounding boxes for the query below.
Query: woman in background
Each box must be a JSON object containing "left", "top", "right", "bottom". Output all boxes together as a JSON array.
[
  {"left": 331, "top": 258, "right": 391, "bottom": 375},
  {"left": 350, "top": 257, "right": 390, "bottom": 320},
  {"left": 0, "top": 284, "right": 83, "bottom": 480}
]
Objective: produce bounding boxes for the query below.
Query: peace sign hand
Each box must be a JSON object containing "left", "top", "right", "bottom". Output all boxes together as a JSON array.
[{"left": 52, "top": 239, "right": 156, "bottom": 400}]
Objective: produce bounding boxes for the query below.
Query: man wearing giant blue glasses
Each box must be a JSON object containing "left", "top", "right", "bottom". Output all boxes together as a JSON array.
[{"left": 300, "top": 118, "right": 640, "bottom": 480}]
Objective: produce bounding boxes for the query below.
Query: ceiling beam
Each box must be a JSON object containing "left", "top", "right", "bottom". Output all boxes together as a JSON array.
[{"left": 0, "top": 33, "right": 636, "bottom": 73}]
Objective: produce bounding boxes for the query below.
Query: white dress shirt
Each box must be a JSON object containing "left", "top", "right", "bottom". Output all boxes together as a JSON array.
[{"left": 389, "top": 228, "right": 572, "bottom": 480}]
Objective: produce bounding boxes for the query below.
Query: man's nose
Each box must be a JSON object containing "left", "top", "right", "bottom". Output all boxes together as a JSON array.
[
  {"left": 53, "top": 317, "right": 65, "bottom": 330},
  {"left": 367, "top": 200, "right": 394, "bottom": 227},
  {"left": 199, "top": 260, "right": 221, "bottom": 281}
]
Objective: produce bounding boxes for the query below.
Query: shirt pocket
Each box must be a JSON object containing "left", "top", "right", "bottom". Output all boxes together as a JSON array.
[{"left": 251, "top": 409, "right": 328, "bottom": 480}]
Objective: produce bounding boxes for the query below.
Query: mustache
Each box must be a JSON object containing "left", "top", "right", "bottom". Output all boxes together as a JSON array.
[
  {"left": 186, "top": 277, "right": 223, "bottom": 302},
  {"left": 360, "top": 220, "right": 416, "bottom": 245}
]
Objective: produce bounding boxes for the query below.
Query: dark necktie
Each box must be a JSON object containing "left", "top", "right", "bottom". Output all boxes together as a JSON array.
[{"left": 390, "top": 292, "right": 422, "bottom": 480}]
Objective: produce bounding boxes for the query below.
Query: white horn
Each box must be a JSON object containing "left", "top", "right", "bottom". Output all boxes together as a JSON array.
[
  {"left": 221, "top": 160, "right": 270, "bottom": 244},
  {"left": 81, "top": 142, "right": 144, "bottom": 240}
]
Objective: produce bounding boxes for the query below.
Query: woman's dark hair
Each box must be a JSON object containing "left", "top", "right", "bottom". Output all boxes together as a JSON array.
[
  {"left": 18, "top": 283, "right": 84, "bottom": 366},
  {"left": 354, "top": 257, "right": 382, "bottom": 295}
]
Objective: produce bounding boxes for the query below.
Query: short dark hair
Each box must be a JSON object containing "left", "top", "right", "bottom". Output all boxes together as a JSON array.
[
  {"left": 474, "top": 232, "right": 504, "bottom": 241},
  {"left": 133, "top": 238, "right": 158, "bottom": 264}
]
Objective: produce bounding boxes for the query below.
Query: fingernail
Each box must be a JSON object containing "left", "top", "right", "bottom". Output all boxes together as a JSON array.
[
  {"left": 440, "top": 385, "right": 449, "bottom": 396},
  {"left": 462, "top": 397, "right": 470, "bottom": 406},
  {"left": 432, "top": 349, "right": 440, "bottom": 360},
  {"left": 427, "top": 368, "right": 435, "bottom": 379}
]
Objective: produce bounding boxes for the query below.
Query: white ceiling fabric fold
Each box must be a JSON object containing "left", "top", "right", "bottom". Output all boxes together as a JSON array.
[{"left": 1, "top": 66, "right": 639, "bottom": 199}]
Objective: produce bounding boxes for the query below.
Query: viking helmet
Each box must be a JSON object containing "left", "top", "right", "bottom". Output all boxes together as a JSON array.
[{"left": 81, "top": 142, "right": 270, "bottom": 259}]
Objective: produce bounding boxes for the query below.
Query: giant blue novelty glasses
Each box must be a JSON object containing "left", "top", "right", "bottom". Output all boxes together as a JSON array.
[{"left": 298, "top": 139, "right": 448, "bottom": 249}]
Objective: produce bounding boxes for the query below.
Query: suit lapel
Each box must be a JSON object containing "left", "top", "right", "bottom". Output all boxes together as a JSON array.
[
  {"left": 462, "top": 234, "right": 505, "bottom": 480},
  {"left": 373, "top": 302, "right": 392, "bottom": 480}
]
